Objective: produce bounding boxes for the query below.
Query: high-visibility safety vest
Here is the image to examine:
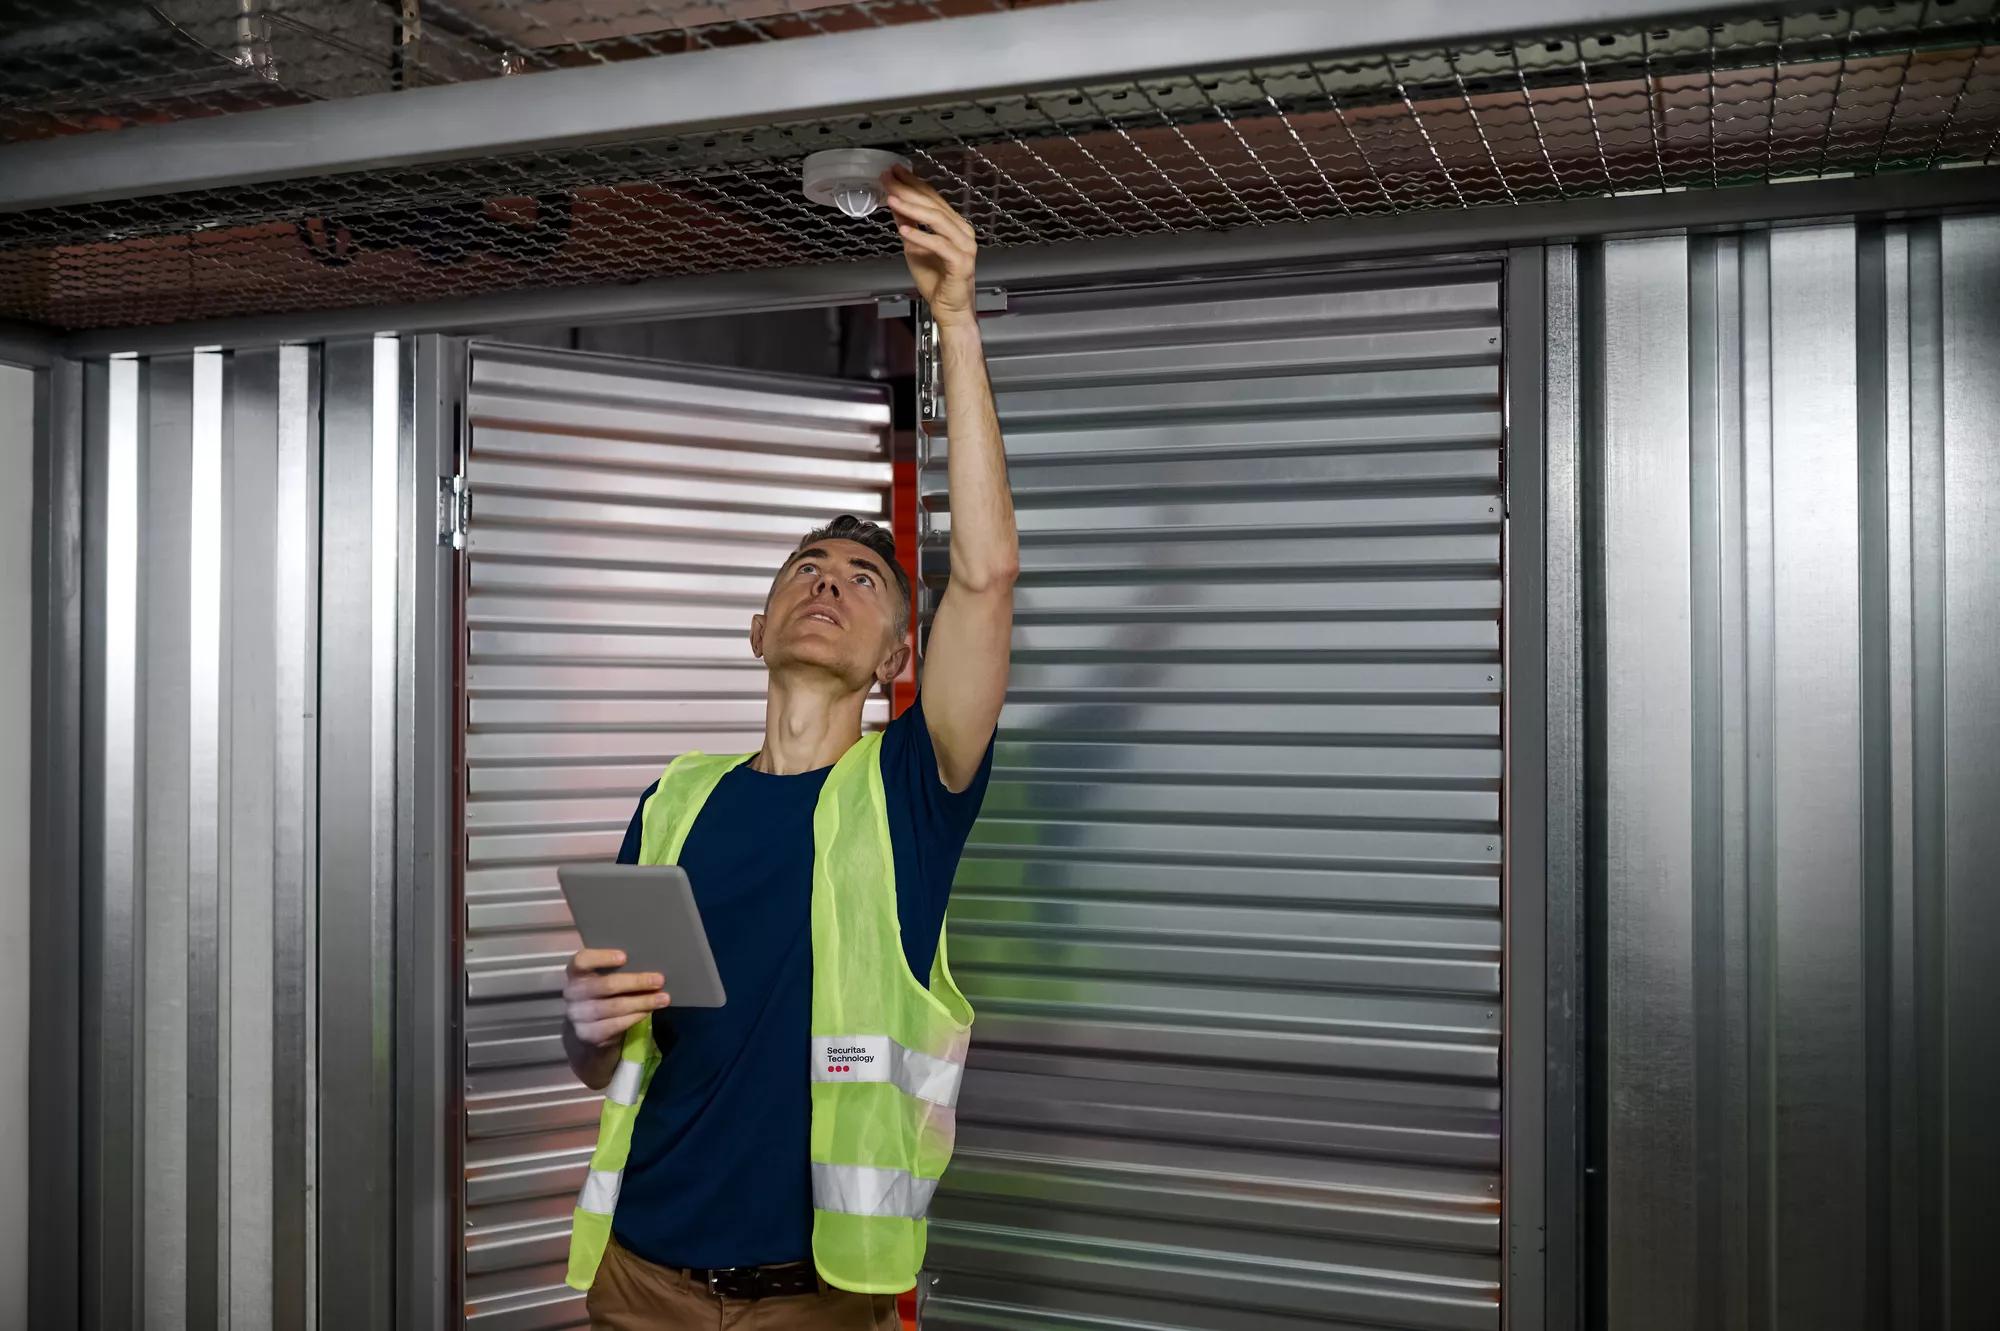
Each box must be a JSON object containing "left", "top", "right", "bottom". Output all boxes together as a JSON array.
[{"left": 564, "top": 731, "right": 974, "bottom": 1295}]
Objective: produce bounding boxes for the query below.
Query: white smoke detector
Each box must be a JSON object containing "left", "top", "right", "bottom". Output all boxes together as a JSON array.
[{"left": 801, "top": 148, "right": 911, "bottom": 219}]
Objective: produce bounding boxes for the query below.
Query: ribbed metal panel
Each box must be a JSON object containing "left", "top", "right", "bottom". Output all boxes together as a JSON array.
[
  {"left": 919, "top": 265, "right": 1505, "bottom": 1330},
  {"left": 460, "top": 344, "right": 893, "bottom": 1329},
  {"left": 1584, "top": 215, "right": 2000, "bottom": 1331},
  {"left": 68, "top": 342, "right": 353, "bottom": 1326}
]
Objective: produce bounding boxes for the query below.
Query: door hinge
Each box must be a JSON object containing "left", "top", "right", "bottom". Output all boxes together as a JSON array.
[{"left": 437, "top": 473, "right": 471, "bottom": 549}]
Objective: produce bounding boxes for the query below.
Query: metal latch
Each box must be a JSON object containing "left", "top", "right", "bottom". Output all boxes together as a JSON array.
[
  {"left": 437, "top": 473, "right": 471, "bottom": 549},
  {"left": 907, "top": 289, "right": 1008, "bottom": 428},
  {"left": 917, "top": 308, "right": 943, "bottom": 426}
]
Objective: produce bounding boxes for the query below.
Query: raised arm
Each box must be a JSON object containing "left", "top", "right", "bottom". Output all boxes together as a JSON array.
[{"left": 882, "top": 166, "right": 1018, "bottom": 792}]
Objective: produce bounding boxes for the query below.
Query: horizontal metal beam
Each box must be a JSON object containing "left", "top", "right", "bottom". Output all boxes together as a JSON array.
[
  {"left": 0, "top": 319, "right": 60, "bottom": 369},
  {"left": 63, "top": 168, "right": 2000, "bottom": 358},
  {"left": 0, "top": 0, "right": 1832, "bottom": 214}
]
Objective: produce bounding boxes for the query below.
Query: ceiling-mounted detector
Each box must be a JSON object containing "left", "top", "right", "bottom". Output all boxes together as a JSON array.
[{"left": 801, "top": 149, "right": 911, "bottom": 219}]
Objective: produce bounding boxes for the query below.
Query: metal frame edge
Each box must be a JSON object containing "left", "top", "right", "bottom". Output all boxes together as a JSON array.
[
  {"left": 28, "top": 353, "right": 84, "bottom": 1329},
  {"left": 1544, "top": 240, "right": 1590, "bottom": 1331},
  {"left": 1504, "top": 245, "right": 1550, "bottom": 1331},
  {"left": 396, "top": 334, "right": 466, "bottom": 1329},
  {"left": 2, "top": 320, "right": 60, "bottom": 370},
  {"left": 0, "top": 0, "right": 1836, "bottom": 214}
]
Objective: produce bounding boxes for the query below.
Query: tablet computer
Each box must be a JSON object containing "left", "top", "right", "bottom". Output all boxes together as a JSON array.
[{"left": 556, "top": 864, "right": 727, "bottom": 1008}]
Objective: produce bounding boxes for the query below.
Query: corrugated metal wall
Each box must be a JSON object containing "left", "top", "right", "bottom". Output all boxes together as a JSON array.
[
  {"left": 458, "top": 344, "right": 894, "bottom": 1328},
  {"left": 918, "top": 265, "right": 1506, "bottom": 1330},
  {"left": 65, "top": 339, "right": 406, "bottom": 1328},
  {"left": 1575, "top": 215, "right": 2000, "bottom": 1331}
]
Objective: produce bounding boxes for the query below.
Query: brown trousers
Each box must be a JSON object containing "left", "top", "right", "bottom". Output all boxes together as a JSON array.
[{"left": 586, "top": 1238, "right": 901, "bottom": 1331}]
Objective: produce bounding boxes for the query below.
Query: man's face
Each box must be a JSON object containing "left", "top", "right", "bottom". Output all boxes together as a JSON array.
[{"left": 750, "top": 538, "right": 909, "bottom": 691}]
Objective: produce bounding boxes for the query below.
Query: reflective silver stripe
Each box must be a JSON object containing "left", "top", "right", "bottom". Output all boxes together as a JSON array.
[
  {"left": 606, "top": 1058, "right": 644, "bottom": 1106},
  {"left": 811, "top": 1034, "right": 964, "bottom": 1107},
  {"left": 577, "top": 1168, "right": 623, "bottom": 1216},
  {"left": 811, "top": 1163, "right": 941, "bottom": 1219}
]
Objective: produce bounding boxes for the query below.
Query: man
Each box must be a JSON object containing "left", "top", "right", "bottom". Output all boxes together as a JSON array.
[{"left": 558, "top": 166, "right": 1017, "bottom": 1331}]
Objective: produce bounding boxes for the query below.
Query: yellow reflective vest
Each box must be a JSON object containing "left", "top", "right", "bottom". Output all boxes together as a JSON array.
[{"left": 565, "top": 731, "right": 974, "bottom": 1295}]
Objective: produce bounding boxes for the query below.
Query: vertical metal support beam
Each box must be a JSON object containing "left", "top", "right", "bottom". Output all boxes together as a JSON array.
[
  {"left": 271, "top": 343, "right": 322, "bottom": 1331},
  {"left": 1766, "top": 225, "right": 1866, "bottom": 1331},
  {"left": 1688, "top": 233, "right": 1752, "bottom": 1331},
  {"left": 912, "top": 301, "right": 949, "bottom": 1320},
  {"left": 1503, "top": 244, "right": 1549, "bottom": 1331},
  {"left": 396, "top": 335, "right": 464, "bottom": 1330},
  {"left": 370, "top": 334, "right": 402, "bottom": 1325},
  {"left": 80, "top": 355, "right": 145, "bottom": 1328},
  {"left": 318, "top": 337, "right": 399, "bottom": 1329},
  {"left": 141, "top": 354, "right": 195, "bottom": 1331},
  {"left": 1737, "top": 229, "right": 1778, "bottom": 1331},
  {"left": 1902, "top": 219, "right": 1947, "bottom": 1331},
  {"left": 1877, "top": 221, "right": 1923, "bottom": 1331},
  {"left": 1938, "top": 214, "right": 2000, "bottom": 1323},
  {"left": 186, "top": 351, "right": 225, "bottom": 1331},
  {"left": 1596, "top": 235, "right": 1697, "bottom": 1331},
  {"left": 1541, "top": 244, "right": 1585, "bottom": 1331},
  {"left": 29, "top": 355, "right": 83, "bottom": 1330},
  {"left": 221, "top": 347, "right": 283, "bottom": 1327},
  {"left": 1855, "top": 223, "right": 1895, "bottom": 1331}
]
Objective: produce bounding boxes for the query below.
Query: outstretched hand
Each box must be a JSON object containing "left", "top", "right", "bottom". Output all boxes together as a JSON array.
[{"left": 882, "top": 165, "right": 977, "bottom": 326}]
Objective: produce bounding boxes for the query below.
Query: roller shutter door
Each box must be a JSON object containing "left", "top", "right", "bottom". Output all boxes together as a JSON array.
[
  {"left": 459, "top": 344, "right": 892, "bottom": 1328},
  {"left": 919, "top": 262, "right": 1505, "bottom": 1331}
]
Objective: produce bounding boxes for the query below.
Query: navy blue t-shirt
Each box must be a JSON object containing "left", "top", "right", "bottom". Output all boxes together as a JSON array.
[{"left": 607, "top": 696, "right": 993, "bottom": 1271}]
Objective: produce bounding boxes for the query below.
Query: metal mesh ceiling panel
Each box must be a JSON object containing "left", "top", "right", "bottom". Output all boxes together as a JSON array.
[
  {"left": 3, "top": 1, "right": 1997, "bottom": 330},
  {"left": 0, "top": 0, "right": 1072, "bottom": 142}
]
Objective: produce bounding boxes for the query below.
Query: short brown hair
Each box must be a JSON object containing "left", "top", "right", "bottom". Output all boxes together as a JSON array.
[{"left": 785, "top": 514, "right": 913, "bottom": 633}]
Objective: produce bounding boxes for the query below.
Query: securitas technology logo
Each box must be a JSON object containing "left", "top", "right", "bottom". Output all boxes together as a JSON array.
[{"left": 824, "top": 1046, "right": 876, "bottom": 1074}]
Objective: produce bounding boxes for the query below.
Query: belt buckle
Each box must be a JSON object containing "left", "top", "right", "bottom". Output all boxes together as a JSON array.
[{"left": 707, "top": 1267, "right": 743, "bottom": 1299}]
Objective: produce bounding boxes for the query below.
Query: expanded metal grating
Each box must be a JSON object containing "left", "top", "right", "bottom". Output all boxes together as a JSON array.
[
  {"left": 3, "top": 1, "right": 1998, "bottom": 330},
  {"left": 0, "top": 0, "right": 1076, "bottom": 142}
]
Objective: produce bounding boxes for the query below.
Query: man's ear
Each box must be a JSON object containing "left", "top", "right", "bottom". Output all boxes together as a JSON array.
[
  {"left": 877, "top": 640, "right": 912, "bottom": 688},
  {"left": 749, "top": 613, "right": 767, "bottom": 660}
]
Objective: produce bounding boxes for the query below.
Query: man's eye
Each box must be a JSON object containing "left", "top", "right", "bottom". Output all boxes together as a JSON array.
[
  {"left": 797, "top": 563, "right": 817, "bottom": 575},
  {"left": 854, "top": 574, "right": 874, "bottom": 588}
]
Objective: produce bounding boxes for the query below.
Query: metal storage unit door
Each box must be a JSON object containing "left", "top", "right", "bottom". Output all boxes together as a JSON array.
[
  {"left": 459, "top": 344, "right": 892, "bottom": 1328},
  {"left": 920, "top": 263, "right": 1505, "bottom": 1330}
]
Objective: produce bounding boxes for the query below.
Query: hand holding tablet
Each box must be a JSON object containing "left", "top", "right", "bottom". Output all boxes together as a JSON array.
[
  {"left": 560, "top": 946, "right": 669, "bottom": 1048},
  {"left": 557, "top": 865, "right": 728, "bottom": 1033}
]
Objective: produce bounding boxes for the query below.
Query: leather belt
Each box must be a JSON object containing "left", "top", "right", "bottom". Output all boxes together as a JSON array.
[{"left": 679, "top": 1260, "right": 822, "bottom": 1301}]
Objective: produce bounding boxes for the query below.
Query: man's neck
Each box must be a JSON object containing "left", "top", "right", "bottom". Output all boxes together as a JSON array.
[{"left": 752, "top": 671, "right": 869, "bottom": 774}]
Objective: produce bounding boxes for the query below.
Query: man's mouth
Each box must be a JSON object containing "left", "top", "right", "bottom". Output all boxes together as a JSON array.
[{"left": 801, "top": 606, "right": 843, "bottom": 628}]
